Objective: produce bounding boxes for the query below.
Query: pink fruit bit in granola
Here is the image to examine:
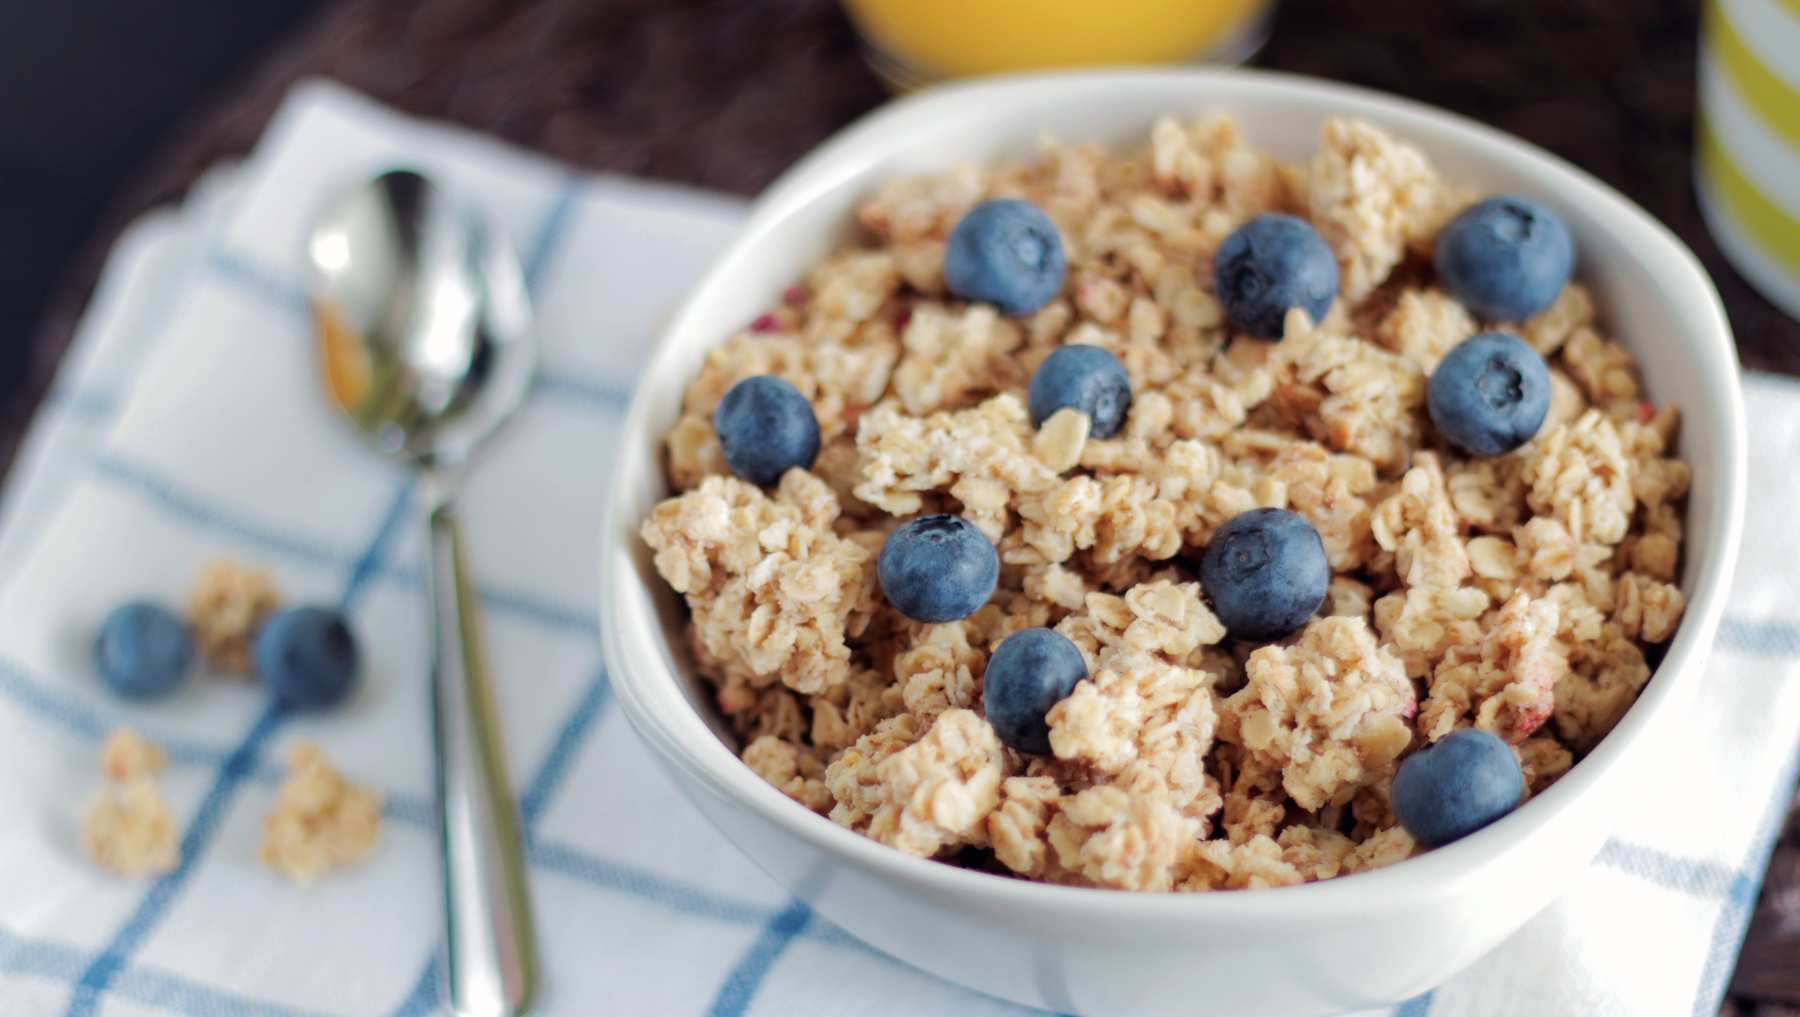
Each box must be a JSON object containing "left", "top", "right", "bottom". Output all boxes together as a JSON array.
[{"left": 641, "top": 114, "right": 1689, "bottom": 891}]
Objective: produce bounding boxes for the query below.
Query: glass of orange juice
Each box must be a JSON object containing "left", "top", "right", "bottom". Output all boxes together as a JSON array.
[{"left": 841, "top": 0, "right": 1273, "bottom": 89}]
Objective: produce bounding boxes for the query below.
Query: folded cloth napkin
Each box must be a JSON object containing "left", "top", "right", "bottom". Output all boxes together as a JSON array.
[{"left": 0, "top": 81, "right": 1796, "bottom": 1017}]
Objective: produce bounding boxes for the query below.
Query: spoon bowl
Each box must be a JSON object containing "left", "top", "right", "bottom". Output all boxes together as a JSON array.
[{"left": 310, "top": 170, "right": 534, "bottom": 471}]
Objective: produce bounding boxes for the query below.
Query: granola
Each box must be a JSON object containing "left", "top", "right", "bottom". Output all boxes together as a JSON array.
[
  {"left": 99, "top": 727, "right": 167, "bottom": 783},
  {"left": 188, "top": 558, "right": 282, "bottom": 677},
  {"left": 259, "top": 743, "right": 383, "bottom": 883},
  {"left": 643, "top": 115, "right": 1689, "bottom": 892},
  {"left": 82, "top": 729, "right": 178, "bottom": 877}
]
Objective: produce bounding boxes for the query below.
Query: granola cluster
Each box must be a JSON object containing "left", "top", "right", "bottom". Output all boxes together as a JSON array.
[
  {"left": 259, "top": 743, "right": 383, "bottom": 883},
  {"left": 188, "top": 558, "right": 282, "bottom": 677},
  {"left": 641, "top": 116, "right": 1689, "bottom": 891},
  {"left": 82, "top": 729, "right": 179, "bottom": 877}
]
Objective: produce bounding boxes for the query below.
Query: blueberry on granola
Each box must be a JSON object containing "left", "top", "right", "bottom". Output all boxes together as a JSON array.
[
  {"left": 714, "top": 375, "right": 821, "bottom": 486},
  {"left": 1434, "top": 196, "right": 1574, "bottom": 322},
  {"left": 878, "top": 514, "right": 999, "bottom": 623},
  {"left": 1428, "top": 332, "right": 1551, "bottom": 457},
  {"left": 1213, "top": 213, "right": 1339, "bottom": 339},
  {"left": 96, "top": 602, "right": 193, "bottom": 700},
  {"left": 1392, "top": 728, "right": 1524, "bottom": 847},
  {"left": 255, "top": 606, "right": 360, "bottom": 710},
  {"left": 1028, "top": 344, "right": 1132, "bottom": 439},
  {"left": 944, "top": 198, "right": 1067, "bottom": 316},
  {"left": 1199, "top": 508, "right": 1329, "bottom": 642},
  {"left": 983, "top": 628, "right": 1088, "bottom": 754}
]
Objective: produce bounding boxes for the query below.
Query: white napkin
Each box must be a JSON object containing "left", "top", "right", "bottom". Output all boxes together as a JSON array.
[{"left": 0, "top": 81, "right": 1794, "bottom": 1017}]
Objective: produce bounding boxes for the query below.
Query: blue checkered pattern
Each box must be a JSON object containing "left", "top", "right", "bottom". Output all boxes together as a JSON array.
[{"left": 0, "top": 82, "right": 1794, "bottom": 1017}]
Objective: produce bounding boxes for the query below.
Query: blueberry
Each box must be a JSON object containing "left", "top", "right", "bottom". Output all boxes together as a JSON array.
[
  {"left": 1213, "top": 214, "right": 1340, "bottom": 339},
  {"left": 714, "top": 375, "right": 821, "bottom": 486},
  {"left": 255, "top": 606, "right": 360, "bottom": 710},
  {"left": 878, "top": 514, "right": 999, "bottom": 623},
  {"left": 1392, "top": 728, "right": 1524, "bottom": 847},
  {"left": 1199, "top": 508, "right": 1329, "bottom": 642},
  {"left": 1028, "top": 345, "right": 1132, "bottom": 438},
  {"left": 95, "top": 602, "right": 192, "bottom": 700},
  {"left": 1435, "top": 196, "right": 1574, "bottom": 322},
  {"left": 983, "top": 628, "right": 1089, "bottom": 754},
  {"left": 1428, "top": 332, "right": 1552, "bottom": 457},
  {"left": 944, "top": 199, "right": 1067, "bottom": 316}
]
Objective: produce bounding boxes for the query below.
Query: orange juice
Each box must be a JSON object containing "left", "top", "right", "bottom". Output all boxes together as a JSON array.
[{"left": 842, "top": 0, "right": 1270, "bottom": 83}]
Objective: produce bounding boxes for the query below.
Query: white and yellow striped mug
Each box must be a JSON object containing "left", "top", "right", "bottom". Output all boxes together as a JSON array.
[{"left": 1698, "top": 0, "right": 1800, "bottom": 319}]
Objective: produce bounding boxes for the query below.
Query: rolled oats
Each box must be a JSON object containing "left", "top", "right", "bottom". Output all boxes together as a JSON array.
[
  {"left": 1419, "top": 592, "right": 1566, "bottom": 744},
  {"left": 259, "top": 743, "right": 382, "bottom": 883},
  {"left": 1522, "top": 410, "right": 1634, "bottom": 546},
  {"left": 643, "top": 113, "right": 1688, "bottom": 892},
  {"left": 1048, "top": 783, "right": 1199, "bottom": 891},
  {"left": 1375, "top": 287, "right": 1475, "bottom": 374},
  {"left": 100, "top": 727, "right": 166, "bottom": 783},
  {"left": 1308, "top": 118, "right": 1457, "bottom": 301},
  {"left": 824, "top": 709, "right": 1009, "bottom": 857},
  {"left": 642, "top": 471, "right": 878, "bottom": 696},
  {"left": 1520, "top": 283, "right": 1597, "bottom": 355},
  {"left": 744, "top": 735, "right": 832, "bottom": 813}
]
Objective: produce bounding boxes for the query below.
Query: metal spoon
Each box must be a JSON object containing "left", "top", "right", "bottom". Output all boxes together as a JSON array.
[{"left": 307, "top": 169, "right": 538, "bottom": 1017}]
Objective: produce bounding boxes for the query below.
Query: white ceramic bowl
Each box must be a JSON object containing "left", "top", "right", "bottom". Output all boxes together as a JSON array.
[{"left": 601, "top": 69, "right": 1746, "bottom": 1017}]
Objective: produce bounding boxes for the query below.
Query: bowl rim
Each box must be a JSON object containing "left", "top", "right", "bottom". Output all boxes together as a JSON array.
[{"left": 601, "top": 66, "right": 1747, "bottom": 921}]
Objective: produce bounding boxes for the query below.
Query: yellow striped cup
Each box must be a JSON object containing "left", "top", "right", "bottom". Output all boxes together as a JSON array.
[{"left": 1698, "top": 0, "right": 1800, "bottom": 319}]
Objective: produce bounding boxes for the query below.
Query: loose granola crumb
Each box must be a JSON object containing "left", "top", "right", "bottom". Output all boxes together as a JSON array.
[
  {"left": 259, "top": 743, "right": 383, "bottom": 883},
  {"left": 188, "top": 559, "right": 282, "bottom": 676},
  {"left": 83, "top": 778, "right": 179, "bottom": 877},
  {"left": 100, "top": 727, "right": 166, "bottom": 783},
  {"left": 84, "top": 729, "right": 178, "bottom": 878}
]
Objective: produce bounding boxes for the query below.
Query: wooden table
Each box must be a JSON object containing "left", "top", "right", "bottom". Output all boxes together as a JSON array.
[{"left": 22, "top": 0, "right": 1800, "bottom": 1011}]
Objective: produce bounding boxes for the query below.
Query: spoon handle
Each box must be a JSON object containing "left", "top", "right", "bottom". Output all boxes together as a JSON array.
[{"left": 425, "top": 498, "right": 538, "bottom": 1017}]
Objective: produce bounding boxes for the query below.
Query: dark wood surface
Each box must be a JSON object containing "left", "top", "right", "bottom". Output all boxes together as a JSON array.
[{"left": 16, "top": 0, "right": 1800, "bottom": 1011}]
